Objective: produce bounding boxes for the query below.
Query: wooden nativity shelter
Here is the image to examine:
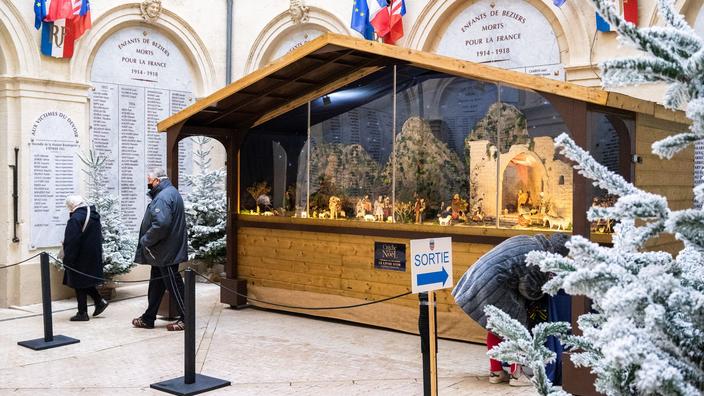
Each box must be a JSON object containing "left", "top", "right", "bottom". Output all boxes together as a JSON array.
[{"left": 157, "top": 32, "right": 692, "bottom": 352}]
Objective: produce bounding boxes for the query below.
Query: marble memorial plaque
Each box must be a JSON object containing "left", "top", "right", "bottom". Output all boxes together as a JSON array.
[
  {"left": 436, "top": 0, "right": 564, "bottom": 80},
  {"left": 29, "top": 112, "right": 81, "bottom": 248},
  {"left": 90, "top": 27, "right": 195, "bottom": 231}
]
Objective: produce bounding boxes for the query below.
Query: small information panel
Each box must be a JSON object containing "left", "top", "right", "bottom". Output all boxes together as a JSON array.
[
  {"left": 374, "top": 242, "right": 406, "bottom": 271},
  {"left": 410, "top": 237, "right": 453, "bottom": 294}
]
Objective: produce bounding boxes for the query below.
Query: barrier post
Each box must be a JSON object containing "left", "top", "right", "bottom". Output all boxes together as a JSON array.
[
  {"left": 418, "top": 292, "right": 431, "bottom": 396},
  {"left": 18, "top": 252, "right": 80, "bottom": 350},
  {"left": 151, "top": 268, "right": 230, "bottom": 395},
  {"left": 418, "top": 292, "right": 438, "bottom": 396}
]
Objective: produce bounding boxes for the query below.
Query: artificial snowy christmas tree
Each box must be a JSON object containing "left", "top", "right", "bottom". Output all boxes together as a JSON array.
[
  {"left": 485, "top": 1, "right": 704, "bottom": 394},
  {"left": 183, "top": 137, "right": 226, "bottom": 265},
  {"left": 80, "top": 151, "right": 137, "bottom": 279}
]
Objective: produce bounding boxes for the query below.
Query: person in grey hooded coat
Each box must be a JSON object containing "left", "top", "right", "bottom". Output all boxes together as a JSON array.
[
  {"left": 451, "top": 233, "right": 569, "bottom": 385},
  {"left": 132, "top": 168, "right": 188, "bottom": 331}
]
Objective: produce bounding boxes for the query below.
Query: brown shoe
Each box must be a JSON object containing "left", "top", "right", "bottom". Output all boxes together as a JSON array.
[
  {"left": 166, "top": 320, "right": 185, "bottom": 331},
  {"left": 132, "top": 317, "right": 154, "bottom": 329}
]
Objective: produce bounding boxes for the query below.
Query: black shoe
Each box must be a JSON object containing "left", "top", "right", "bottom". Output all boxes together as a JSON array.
[
  {"left": 93, "top": 299, "right": 109, "bottom": 317},
  {"left": 70, "top": 312, "right": 89, "bottom": 321}
]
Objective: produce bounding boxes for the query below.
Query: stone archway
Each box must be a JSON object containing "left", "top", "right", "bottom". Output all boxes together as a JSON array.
[
  {"left": 245, "top": 7, "right": 350, "bottom": 73},
  {"left": 0, "top": 2, "right": 40, "bottom": 76},
  {"left": 70, "top": 4, "right": 216, "bottom": 95},
  {"left": 500, "top": 150, "right": 546, "bottom": 214}
]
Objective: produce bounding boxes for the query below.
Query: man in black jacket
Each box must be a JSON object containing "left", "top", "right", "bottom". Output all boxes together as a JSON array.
[{"left": 132, "top": 168, "right": 188, "bottom": 331}]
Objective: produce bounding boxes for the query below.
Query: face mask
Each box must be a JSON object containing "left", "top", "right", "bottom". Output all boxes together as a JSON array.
[{"left": 147, "top": 183, "right": 154, "bottom": 191}]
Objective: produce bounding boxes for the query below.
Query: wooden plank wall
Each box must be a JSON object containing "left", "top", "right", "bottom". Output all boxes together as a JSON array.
[
  {"left": 238, "top": 226, "right": 491, "bottom": 343},
  {"left": 635, "top": 114, "right": 693, "bottom": 254}
]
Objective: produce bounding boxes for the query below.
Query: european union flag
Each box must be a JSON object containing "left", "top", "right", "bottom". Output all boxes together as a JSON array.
[
  {"left": 351, "top": 0, "right": 375, "bottom": 40},
  {"left": 34, "top": 0, "right": 47, "bottom": 30}
]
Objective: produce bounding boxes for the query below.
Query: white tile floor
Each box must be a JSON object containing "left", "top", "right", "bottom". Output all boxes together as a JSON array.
[{"left": 0, "top": 284, "right": 536, "bottom": 395}]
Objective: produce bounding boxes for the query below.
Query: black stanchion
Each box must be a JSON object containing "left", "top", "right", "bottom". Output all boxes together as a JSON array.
[
  {"left": 418, "top": 292, "right": 431, "bottom": 396},
  {"left": 151, "top": 268, "right": 230, "bottom": 396},
  {"left": 18, "top": 252, "right": 80, "bottom": 350},
  {"left": 418, "top": 292, "right": 438, "bottom": 396}
]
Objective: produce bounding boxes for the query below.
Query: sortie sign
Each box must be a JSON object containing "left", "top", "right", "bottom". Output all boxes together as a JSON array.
[{"left": 410, "top": 237, "right": 453, "bottom": 294}]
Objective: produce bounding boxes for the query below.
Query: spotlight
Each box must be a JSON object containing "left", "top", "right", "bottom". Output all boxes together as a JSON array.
[{"left": 322, "top": 95, "right": 331, "bottom": 106}]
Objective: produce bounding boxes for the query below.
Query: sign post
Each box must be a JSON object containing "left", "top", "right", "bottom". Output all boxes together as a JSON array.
[{"left": 411, "top": 237, "right": 453, "bottom": 396}]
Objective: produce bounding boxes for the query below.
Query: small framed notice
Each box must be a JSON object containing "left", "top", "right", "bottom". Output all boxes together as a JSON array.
[{"left": 374, "top": 242, "right": 406, "bottom": 271}]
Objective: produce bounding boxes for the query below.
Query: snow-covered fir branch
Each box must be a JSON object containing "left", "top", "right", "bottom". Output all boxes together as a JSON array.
[{"left": 485, "top": 2, "right": 704, "bottom": 394}]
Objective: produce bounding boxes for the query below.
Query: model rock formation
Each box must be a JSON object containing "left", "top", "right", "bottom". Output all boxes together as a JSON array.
[
  {"left": 466, "top": 102, "right": 529, "bottom": 154},
  {"left": 309, "top": 142, "right": 382, "bottom": 198},
  {"left": 385, "top": 116, "right": 466, "bottom": 206}
]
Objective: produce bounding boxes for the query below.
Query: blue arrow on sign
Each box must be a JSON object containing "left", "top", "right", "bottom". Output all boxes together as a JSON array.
[{"left": 417, "top": 267, "right": 449, "bottom": 287}]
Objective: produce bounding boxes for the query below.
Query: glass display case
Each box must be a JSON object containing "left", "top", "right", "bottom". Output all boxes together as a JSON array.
[
  {"left": 239, "top": 103, "right": 308, "bottom": 216},
  {"left": 588, "top": 109, "right": 634, "bottom": 236},
  {"left": 239, "top": 66, "right": 580, "bottom": 232}
]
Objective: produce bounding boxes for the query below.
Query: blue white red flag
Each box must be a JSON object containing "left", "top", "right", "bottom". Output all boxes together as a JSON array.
[
  {"left": 46, "top": 0, "right": 74, "bottom": 22},
  {"left": 384, "top": 0, "right": 405, "bottom": 44},
  {"left": 39, "top": 0, "right": 91, "bottom": 58},
  {"left": 596, "top": 0, "right": 638, "bottom": 32},
  {"left": 368, "top": 0, "right": 391, "bottom": 37}
]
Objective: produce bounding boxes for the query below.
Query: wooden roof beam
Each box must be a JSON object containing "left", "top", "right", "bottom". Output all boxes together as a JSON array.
[
  {"left": 250, "top": 63, "right": 387, "bottom": 129},
  {"left": 206, "top": 50, "right": 359, "bottom": 126}
]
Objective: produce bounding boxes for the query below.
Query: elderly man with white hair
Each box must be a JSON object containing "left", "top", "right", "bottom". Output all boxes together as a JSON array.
[
  {"left": 132, "top": 168, "right": 188, "bottom": 331},
  {"left": 62, "top": 195, "right": 109, "bottom": 321}
]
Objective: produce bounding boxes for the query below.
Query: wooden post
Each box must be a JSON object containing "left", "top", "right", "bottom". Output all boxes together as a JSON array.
[
  {"left": 428, "top": 291, "right": 438, "bottom": 396},
  {"left": 220, "top": 133, "right": 248, "bottom": 308},
  {"left": 158, "top": 122, "right": 185, "bottom": 319}
]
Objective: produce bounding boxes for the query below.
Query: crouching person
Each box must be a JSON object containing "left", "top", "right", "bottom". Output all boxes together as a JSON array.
[
  {"left": 62, "top": 195, "right": 109, "bottom": 321},
  {"left": 451, "top": 233, "right": 569, "bottom": 386}
]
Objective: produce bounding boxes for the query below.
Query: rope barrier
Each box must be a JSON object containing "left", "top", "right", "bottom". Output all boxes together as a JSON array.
[
  {"left": 0, "top": 254, "right": 42, "bottom": 270},
  {"left": 48, "top": 254, "right": 186, "bottom": 284},
  {"left": 2, "top": 253, "right": 412, "bottom": 311},
  {"left": 192, "top": 269, "right": 412, "bottom": 311}
]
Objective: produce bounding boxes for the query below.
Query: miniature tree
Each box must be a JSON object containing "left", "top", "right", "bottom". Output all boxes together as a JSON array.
[
  {"left": 246, "top": 181, "right": 271, "bottom": 213},
  {"left": 80, "top": 150, "right": 137, "bottom": 278},
  {"left": 485, "top": 1, "right": 704, "bottom": 395}
]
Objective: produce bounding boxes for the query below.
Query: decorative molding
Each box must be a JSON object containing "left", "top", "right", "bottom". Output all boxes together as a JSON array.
[
  {"left": 140, "top": 0, "right": 163, "bottom": 24},
  {"left": 0, "top": 1, "right": 41, "bottom": 76},
  {"left": 288, "top": 0, "right": 310, "bottom": 24},
  {"left": 245, "top": 7, "right": 351, "bottom": 74}
]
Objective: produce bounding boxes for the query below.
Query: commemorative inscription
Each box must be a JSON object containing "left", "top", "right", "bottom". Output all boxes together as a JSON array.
[
  {"left": 90, "top": 27, "right": 194, "bottom": 231},
  {"left": 30, "top": 111, "right": 81, "bottom": 248},
  {"left": 436, "top": 0, "right": 563, "bottom": 79}
]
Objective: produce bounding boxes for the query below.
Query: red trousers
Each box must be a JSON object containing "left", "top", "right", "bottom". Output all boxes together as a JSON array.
[{"left": 487, "top": 331, "right": 516, "bottom": 373}]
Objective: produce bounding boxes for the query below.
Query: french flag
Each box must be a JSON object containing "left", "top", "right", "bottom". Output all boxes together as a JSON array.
[
  {"left": 368, "top": 0, "right": 391, "bottom": 38},
  {"left": 39, "top": 0, "right": 91, "bottom": 58},
  {"left": 384, "top": 0, "right": 406, "bottom": 44}
]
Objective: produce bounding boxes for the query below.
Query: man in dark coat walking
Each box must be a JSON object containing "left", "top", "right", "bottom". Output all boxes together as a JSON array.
[
  {"left": 62, "top": 195, "right": 109, "bottom": 321},
  {"left": 132, "top": 168, "right": 189, "bottom": 331}
]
